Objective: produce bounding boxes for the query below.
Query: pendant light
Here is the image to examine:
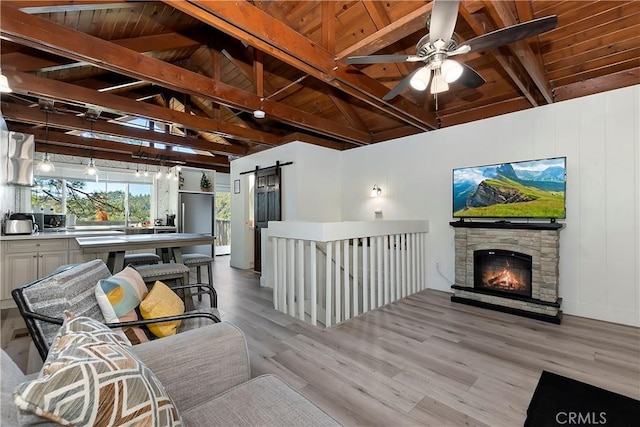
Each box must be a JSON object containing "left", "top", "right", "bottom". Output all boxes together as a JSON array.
[
  {"left": 84, "top": 118, "right": 99, "bottom": 180},
  {"left": 36, "top": 111, "right": 56, "bottom": 173}
]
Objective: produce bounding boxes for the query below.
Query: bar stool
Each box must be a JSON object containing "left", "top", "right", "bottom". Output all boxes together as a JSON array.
[
  {"left": 133, "top": 263, "right": 193, "bottom": 309},
  {"left": 123, "top": 253, "right": 160, "bottom": 266},
  {"left": 181, "top": 253, "right": 217, "bottom": 308}
]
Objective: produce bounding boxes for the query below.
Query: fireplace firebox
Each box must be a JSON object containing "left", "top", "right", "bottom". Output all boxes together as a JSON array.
[{"left": 474, "top": 249, "right": 532, "bottom": 298}]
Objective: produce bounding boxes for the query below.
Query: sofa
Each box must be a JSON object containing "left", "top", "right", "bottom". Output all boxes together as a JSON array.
[{"left": 1, "top": 321, "right": 340, "bottom": 426}]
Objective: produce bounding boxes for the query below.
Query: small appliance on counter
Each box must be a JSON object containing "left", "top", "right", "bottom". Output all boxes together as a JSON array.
[
  {"left": 3, "top": 213, "right": 37, "bottom": 235},
  {"left": 43, "top": 214, "right": 65, "bottom": 230}
]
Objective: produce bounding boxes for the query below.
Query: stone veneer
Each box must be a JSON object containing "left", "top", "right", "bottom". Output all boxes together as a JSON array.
[{"left": 452, "top": 224, "right": 563, "bottom": 321}]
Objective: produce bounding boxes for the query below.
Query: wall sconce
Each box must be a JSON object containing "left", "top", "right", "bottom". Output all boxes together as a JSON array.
[{"left": 370, "top": 184, "right": 382, "bottom": 197}]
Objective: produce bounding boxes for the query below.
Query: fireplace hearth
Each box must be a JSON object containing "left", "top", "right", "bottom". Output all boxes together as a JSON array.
[{"left": 450, "top": 221, "right": 564, "bottom": 323}]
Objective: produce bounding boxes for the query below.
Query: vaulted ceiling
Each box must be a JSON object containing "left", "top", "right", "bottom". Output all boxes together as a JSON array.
[{"left": 1, "top": 1, "right": 638, "bottom": 173}]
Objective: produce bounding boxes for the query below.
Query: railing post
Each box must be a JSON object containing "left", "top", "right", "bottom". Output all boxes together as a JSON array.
[
  {"left": 376, "top": 236, "right": 383, "bottom": 308},
  {"left": 362, "top": 237, "right": 369, "bottom": 312},
  {"left": 343, "top": 239, "right": 350, "bottom": 320},
  {"left": 401, "top": 233, "right": 407, "bottom": 298},
  {"left": 287, "top": 239, "right": 295, "bottom": 315},
  {"left": 278, "top": 237, "right": 287, "bottom": 311},
  {"left": 394, "top": 234, "right": 400, "bottom": 301},
  {"left": 310, "top": 241, "right": 317, "bottom": 326},
  {"left": 297, "top": 239, "right": 304, "bottom": 320},
  {"left": 335, "top": 240, "right": 341, "bottom": 323},
  {"left": 352, "top": 238, "right": 359, "bottom": 316},
  {"left": 272, "top": 237, "right": 279, "bottom": 310},
  {"left": 383, "top": 234, "right": 390, "bottom": 305},
  {"left": 325, "top": 241, "right": 332, "bottom": 327}
]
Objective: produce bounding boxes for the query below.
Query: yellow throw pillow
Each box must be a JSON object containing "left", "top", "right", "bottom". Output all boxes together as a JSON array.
[{"left": 139, "top": 281, "right": 185, "bottom": 338}]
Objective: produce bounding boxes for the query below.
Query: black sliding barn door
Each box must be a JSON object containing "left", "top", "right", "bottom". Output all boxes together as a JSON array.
[{"left": 254, "top": 167, "right": 281, "bottom": 272}]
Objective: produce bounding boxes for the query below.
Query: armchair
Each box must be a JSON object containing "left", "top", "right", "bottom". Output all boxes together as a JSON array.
[{"left": 12, "top": 259, "right": 220, "bottom": 360}]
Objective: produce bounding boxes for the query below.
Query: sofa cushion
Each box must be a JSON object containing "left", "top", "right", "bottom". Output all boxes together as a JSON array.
[
  {"left": 139, "top": 281, "right": 185, "bottom": 338},
  {"left": 95, "top": 266, "right": 150, "bottom": 344},
  {"left": 1, "top": 350, "right": 26, "bottom": 426},
  {"left": 13, "top": 316, "right": 182, "bottom": 427},
  {"left": 181, "top": 374, "right": 340, "bottom": 427}
]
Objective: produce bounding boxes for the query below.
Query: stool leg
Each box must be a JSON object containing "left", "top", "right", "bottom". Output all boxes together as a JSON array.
[
  {"left": 182, "top": 271, "right": 194, "bottom": 311},
  {"left": 197, "top": 265, "right": 203, "bottom": 302},
  {"left": 207, "top": 262, "right": 216, "bottom": 308}
]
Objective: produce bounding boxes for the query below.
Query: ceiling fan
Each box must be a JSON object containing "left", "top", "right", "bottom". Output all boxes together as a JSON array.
[{"left": 345, "top": 0, "right": 557, "bottom": 101}]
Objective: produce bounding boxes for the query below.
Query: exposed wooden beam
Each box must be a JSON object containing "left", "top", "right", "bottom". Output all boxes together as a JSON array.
[
  {"left": 481, "top": 0, "right": 554, "bottom": 104},
  {"left": 2, "top": 70, "right": 261, "bottom": 153},
  {"left": 440, "top": 97, "right": 532, "bottom": 127},
  {"left": 459, "top": 5, "right": 543, "bottom": 107},
  {"left": 253, "top": 49, "right": 264, "bottom": 98},
  {"left": 553, "top": 67, "right": 640, "bottom": 102},
  {"left": 371, "top": 126, "right": 421, "bottom": 143},
  {"left": 35, "top": 141, "right": 229, "bottom": 172},
  {"left": 336, "top": 2, "right": 433, "bottom": 59},
  {"left": 360, "top": 0, "right": 412, "bottom": 77},
  {"left": 10, "top": 124, "right": 229, "bottom": 168},
  {"left": 169, "top": 0, "right": 437, "bottom": 131},
  {"left": 2, "top": 32, "right": 202, "bottom": 73},
  {"left": 0, "top": 4, "right": 371, "bottom": 144},
  {"left": 327, "top": 90, "right": 369, "bottom": 132},
  {"left": 321, "top": 1, "right": 335, "bottom": 52},
  {"left": 13, "top": 1, "right": 140, "bottom": 14},
  {"left": 279, "top": 133, "right": 347, "bottom": 151},
  {"left": 1, "top": 102, "right": 241, "bottom": 158}
]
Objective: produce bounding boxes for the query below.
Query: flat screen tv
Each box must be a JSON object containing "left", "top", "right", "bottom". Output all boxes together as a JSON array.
[{"left": 453, "top": 157, "right": 566, "bottom": 219}]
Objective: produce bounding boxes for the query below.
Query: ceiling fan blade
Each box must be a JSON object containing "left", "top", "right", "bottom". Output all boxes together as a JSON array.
[
  {"left": 457, "top": 63, "right": 485, "bottom": 89},
  {"left": 429, "top": 0, "right": 460, "bottom": 44},
  {"left": 344, "top": 54, "right": 422, "bottom": 65},
  {"left": 462, "top": 15, "right": 558, "bottom": 54},
  {"left": 382, "top": 68, "right": 424, "bottom": 101}
]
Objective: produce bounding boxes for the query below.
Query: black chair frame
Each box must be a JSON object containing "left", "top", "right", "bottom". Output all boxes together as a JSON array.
[{"left": 12, "top": 272, "right": 221, "bottom": 361}]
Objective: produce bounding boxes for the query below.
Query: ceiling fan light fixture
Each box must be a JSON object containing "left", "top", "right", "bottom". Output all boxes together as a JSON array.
[
  {"left": 442, "top": 59, "right": 463, "bottom": 83},
  {"left": 430, "top": 69, "right": 449, "bottom": 94},
  {"left": 409, "top": 67, "right": 431, "bottom": 91}
]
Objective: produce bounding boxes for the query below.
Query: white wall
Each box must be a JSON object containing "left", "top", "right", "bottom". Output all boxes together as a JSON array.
[
  {"left": 228, "top": 86, "right": 639, "bottom": 326},
  {"left": 229, "top": 142, "right": 341, "bottom": 269},
  {"left": 339, "top": 85, "right": 639, "bottom": 326}
]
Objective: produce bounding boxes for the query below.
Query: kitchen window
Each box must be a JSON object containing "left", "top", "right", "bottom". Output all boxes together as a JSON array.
[{"left": 31, "top": 178, "right": 151, "bottom": 226}]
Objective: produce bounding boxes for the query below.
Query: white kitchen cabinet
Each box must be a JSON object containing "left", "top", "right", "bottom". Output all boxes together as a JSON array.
[{"left": 1, "top": 239, "right": 69, "bottom": 303}]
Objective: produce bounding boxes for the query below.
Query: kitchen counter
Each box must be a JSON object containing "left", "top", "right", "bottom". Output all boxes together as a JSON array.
[
  {"left": 0, "top": 230, "right": 126, "bottom": 241},
  {"left": 0, "top": 226, "right": 176, "bottom": 241}
]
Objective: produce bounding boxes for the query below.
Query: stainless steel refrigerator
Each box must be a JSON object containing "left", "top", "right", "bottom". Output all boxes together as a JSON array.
[{"left": 178, "top": 192, "right": 215, "bottom": 257}]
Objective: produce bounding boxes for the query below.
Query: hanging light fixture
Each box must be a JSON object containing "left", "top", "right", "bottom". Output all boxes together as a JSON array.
[
  {"left": 36, "top": 111, "right": 55, "bottom": 172},
  {"left": 84, "top": 158, "right": 99, "bottom": 176},
  {"left": 36, "top": 153, "right": 56, "bottom": 173},
  {"left": 370, "top": 184, "right": 382, "bottom": 198},
  {"left": 143, "top": 164, "right": 149, "bottom": 177},
  {"left": 84, "top": 118, "right": 99, "bottom": 179},
  {"left": 165, "top": 167, "right": 172, "bottom": 180},
  {"left": 135, "top": 164, "right": 140, "bottom": 177},
  {"left": 430, "top": 68, "right": 449, "bottom": 95}
]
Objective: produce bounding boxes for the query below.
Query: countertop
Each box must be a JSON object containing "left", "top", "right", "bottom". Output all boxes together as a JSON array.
[
  {"left": 0, "top": 230, "right": 126, "bottom": 241},
  {"left": 1, "top": 226, "right": 177, "bottom": 241}
]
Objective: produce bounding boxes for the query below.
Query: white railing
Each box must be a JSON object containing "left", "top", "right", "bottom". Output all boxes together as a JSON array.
[{"left": 266, "top": 221, "right": 429, "bottom": 328}]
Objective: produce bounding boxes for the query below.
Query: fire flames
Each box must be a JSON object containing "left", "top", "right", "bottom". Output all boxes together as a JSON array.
[{"left": 483, "top": 261, "right": 528, "bottom": 292}]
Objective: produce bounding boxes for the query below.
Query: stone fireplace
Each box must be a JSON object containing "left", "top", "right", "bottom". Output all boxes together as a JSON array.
[{"left": 450, "top": 221, "right": 564, "bottom": 323}]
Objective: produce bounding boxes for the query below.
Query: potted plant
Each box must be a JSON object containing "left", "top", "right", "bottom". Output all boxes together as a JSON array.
[{"left": 200, "top": 172, "right": 212, "bottom": 192}]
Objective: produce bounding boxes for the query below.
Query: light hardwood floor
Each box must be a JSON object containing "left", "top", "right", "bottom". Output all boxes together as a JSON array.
[{"left": 2, "top": 257, "right": 639, "bottom": 426}]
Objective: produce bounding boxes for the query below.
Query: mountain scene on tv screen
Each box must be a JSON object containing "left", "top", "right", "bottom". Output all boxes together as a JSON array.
[{"left": 453, "top": 159, "right": 565, "bottom": 218}]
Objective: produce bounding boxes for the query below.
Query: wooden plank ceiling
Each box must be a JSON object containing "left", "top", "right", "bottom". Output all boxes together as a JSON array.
[{"left": 1, "top": 1, "right": 638, "bottom": 172}]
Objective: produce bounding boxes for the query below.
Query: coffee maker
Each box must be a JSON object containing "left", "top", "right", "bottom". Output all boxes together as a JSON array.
[{"left": 166, "top": 214, "right": 176, "bottom": 227}]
